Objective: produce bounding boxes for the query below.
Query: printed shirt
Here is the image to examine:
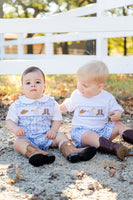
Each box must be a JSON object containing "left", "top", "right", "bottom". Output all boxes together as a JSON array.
[
  {"left": 63, "top": 89, "right": 124, "bottom": 129},
  {"left": 6, "top": 95, "right": 62, "bottom": 136}
]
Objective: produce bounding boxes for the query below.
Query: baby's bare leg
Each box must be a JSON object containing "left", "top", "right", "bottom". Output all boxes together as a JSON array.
[
  {"left": 50, "top": 132, "right": 69, "bottom": 148},
  {"left": 109, "top": 121, "right": 128, "bottom": 141},
  {"left": 110, "top": 121, "right": 133, "bottom": 145},
  {"left": 81, "top": 131, "right": 100, "bottom": 148},
  {"left": 14, "top": 137, "right": 31, "bottom": 155}
]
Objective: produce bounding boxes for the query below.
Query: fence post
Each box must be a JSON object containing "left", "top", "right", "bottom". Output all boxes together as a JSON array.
[
  {"left": 0, "top": 34, "right": 5, "bottom": 60},
  {"left": 45, "top": 33, "right": 53, "bottom": 55},
  {"left": 96, "top": 0, "right": 108, "bottom": 59},
  {"left": 17, "top": 33, "right": 24, "bottom": 59}
]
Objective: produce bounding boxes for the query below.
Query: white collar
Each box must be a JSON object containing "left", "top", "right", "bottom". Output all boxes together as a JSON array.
[{"left": 18, "top": 95, "right": 50, "bottom": 104}]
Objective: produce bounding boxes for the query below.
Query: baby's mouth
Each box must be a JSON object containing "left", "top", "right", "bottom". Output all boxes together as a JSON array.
[{"left": 31, "top": 89, "right": 37, "bottom": 91}]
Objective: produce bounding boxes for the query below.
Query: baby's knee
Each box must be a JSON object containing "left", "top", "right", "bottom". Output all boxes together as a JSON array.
[
  {"left": 114, "top": 121, "right": 124, "bottom": 129},
  {"left": 13, "top": 138, "right": 20, "bottom": 150},
  {"left": 51, "top": 132, "right": 68, "bottom": 148},
  {"left": 13, "top": 137, "right": 29, "bottom": 150},
  {"left": 82, "top": 130, "right": 94, "bottom": 139},
  {"left": 56, "top": 132, "right": 68, "bottom": 140}
]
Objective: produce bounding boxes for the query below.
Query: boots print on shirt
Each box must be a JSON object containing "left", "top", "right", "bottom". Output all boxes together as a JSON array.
[
  {"left": 96, "top": 109, "right": 104, "bottom": 116},
  {"left": 42, "top": 109, "right": 50, "bottom": 115}
]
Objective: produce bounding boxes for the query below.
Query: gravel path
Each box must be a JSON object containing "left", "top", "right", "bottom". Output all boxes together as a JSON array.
[{"left": 0, "top": 113, "right": 133, "bottom": 200}]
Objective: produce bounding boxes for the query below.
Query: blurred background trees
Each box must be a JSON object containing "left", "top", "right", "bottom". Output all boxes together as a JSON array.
[{"left": 1, "top": 0, "right": 133, "bottom": 55}]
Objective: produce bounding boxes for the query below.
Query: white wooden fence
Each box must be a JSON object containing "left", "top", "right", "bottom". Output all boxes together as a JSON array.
[{"left": 0, "top": 0, "right": 133, "bottom": 75}]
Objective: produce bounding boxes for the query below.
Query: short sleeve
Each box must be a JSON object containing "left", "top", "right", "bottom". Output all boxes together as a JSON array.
[
  {"left": 109, "top": 95, "right": 124, "bottom": 113},
  {"left": 52, "top": 101, "right": 62, "bottom": 121},
  {"left": 6, "top": 103, "right": 18, "bottom": 123}
]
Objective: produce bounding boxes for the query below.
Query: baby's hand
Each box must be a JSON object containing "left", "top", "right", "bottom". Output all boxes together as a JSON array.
[
  {"left": 109, "top": 110, "right": 122, "bottom": 122},
  {"left": 13, "top": 127, "right": 25, "bottom": 136},
  {"left": 45, "top": 129, "right": 56, "bottom": 140}
]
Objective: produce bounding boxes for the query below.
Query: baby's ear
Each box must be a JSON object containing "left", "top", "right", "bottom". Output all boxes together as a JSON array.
[
  {"left": 21, "top": 85, "right": 24, "bottom": 91},
  {"left": 99, "top": 83, "right": 104, "bottom": 90},
  {"left": 21, "top": 86, "right": 25, "bottom": 95},
  {"left": 43, "top": 84, "right": 46, "bottom": 92}
]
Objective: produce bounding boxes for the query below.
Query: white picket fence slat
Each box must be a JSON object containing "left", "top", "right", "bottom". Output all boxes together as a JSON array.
[
  {"left": 1, "top": 56, "right": 133, "bottom": 74},
  {"left": 0, "top": 16, "right": 132, "bottom": 33}
]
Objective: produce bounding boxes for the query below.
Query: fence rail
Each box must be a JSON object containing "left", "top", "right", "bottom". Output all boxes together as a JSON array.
[{"left": 0, "top": 0, "right": 133, "bottom": 74}]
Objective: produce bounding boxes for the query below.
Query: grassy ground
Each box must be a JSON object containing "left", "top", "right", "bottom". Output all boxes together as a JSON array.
[{"left": 0, "top": 74, "right": 133, "bottom": 101}]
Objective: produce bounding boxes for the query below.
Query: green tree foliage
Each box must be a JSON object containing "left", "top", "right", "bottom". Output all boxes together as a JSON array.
[
  {"left": 108, "top": 6, "right": 133, "bottom": 56},
  {"left": 3, "top": 0, "right": 51, "bottom": 53},
  {"left": 4, "top": 0, "right": 49, "bottom": 18},
  {"left": 50, "top": 0, "right": 96, "bottom": 11}
]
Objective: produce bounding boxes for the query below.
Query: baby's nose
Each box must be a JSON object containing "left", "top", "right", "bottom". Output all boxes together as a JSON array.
[{"left": 31, "top": 83, "right": 35, "bottom": 87}]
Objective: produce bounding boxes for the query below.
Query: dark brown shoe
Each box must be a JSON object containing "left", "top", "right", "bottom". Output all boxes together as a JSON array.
[
  {"left": 98, "top": 137, "right": 129, "bottom": 160},
  {"left": 122, "top": 129, "right": 133, "bottom": 144}
]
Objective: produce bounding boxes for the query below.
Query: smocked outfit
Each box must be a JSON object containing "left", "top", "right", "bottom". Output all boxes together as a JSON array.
[
  {"left": 63, "top": 89, "right": 124, "bottom": 148},
  {"left": 6, "top": 95, "right": 62, "bottom": 150}
]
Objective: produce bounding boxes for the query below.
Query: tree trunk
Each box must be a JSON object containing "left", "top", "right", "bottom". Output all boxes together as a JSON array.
[
  {"left": 27, "top": 33, "right": 34, "bottom": 54},
  {"left": 123, "top": 7, "right": 127, "bottom": 56},
  {"left": 0, "top": 0, "right": 4, "bottom": 18},
  {"left": 61, "top": 42, "right": 69, "bottom": 54},
  {"left": 84, "top": 40, "right": 96, "bottom": 55},
  {"left": 123, "top": 37, "right": 127, "bottom": 56}
]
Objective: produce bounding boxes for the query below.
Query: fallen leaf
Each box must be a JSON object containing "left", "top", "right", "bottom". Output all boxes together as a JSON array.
[
  {"left": 77, "top": 171, "right": 85, "bottom": 177},
  {"left": 109, "top": 170, "right": 116, "bottom": 177},
  {"left": 9, "top": 179, "right": 14, "bottom": 184},
  {"left": 110, "top": 188, "right": 113, "bottom": 192},
  {"left": 60, "top": 89, "right": 68, "bottom": 94},
  {"left": 10, "top": 94, "right": 19, "bottom": 100},
  {"left": 104, "top": 159, "right": 122, "bottom": 170},
  {"left": 119, "top": 176, "right": 126, "bottom": 182},
  {"left": 10, "top": 168, "right": 27, "bottom": 184}
]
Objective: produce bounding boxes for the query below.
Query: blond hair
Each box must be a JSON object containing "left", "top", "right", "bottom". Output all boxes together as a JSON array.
[{"left": 77, "top": 61, "right": 109, "bottom": 83}]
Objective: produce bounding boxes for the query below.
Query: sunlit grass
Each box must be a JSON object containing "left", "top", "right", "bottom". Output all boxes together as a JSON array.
[
  {"left": 105, "top": 74, "right": 133, "bottom": 99},
  {"left": 0, "top": 74, "right": 133, "bottom": 101},
  {"left": 0, "top": 75, "right": 21, "bottom": 96},
  {"left": 45, "top": 75, "right": 77, "bottom": 99}
]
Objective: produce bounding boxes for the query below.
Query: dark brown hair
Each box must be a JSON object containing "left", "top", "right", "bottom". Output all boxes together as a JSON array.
[{"left": 21, "top": 66, "right": 45, "bottom": 83}]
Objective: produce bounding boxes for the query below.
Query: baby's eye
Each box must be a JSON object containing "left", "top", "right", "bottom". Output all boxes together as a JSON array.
[
  {"left": 36, "top": 81, "right": 41, "bottom": 84},
  {"left": 83, "top": 84, "right": 88, "bottom": 88},
  {"left": 26, "top": 82, "right": 31, "bottom": 85}
]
